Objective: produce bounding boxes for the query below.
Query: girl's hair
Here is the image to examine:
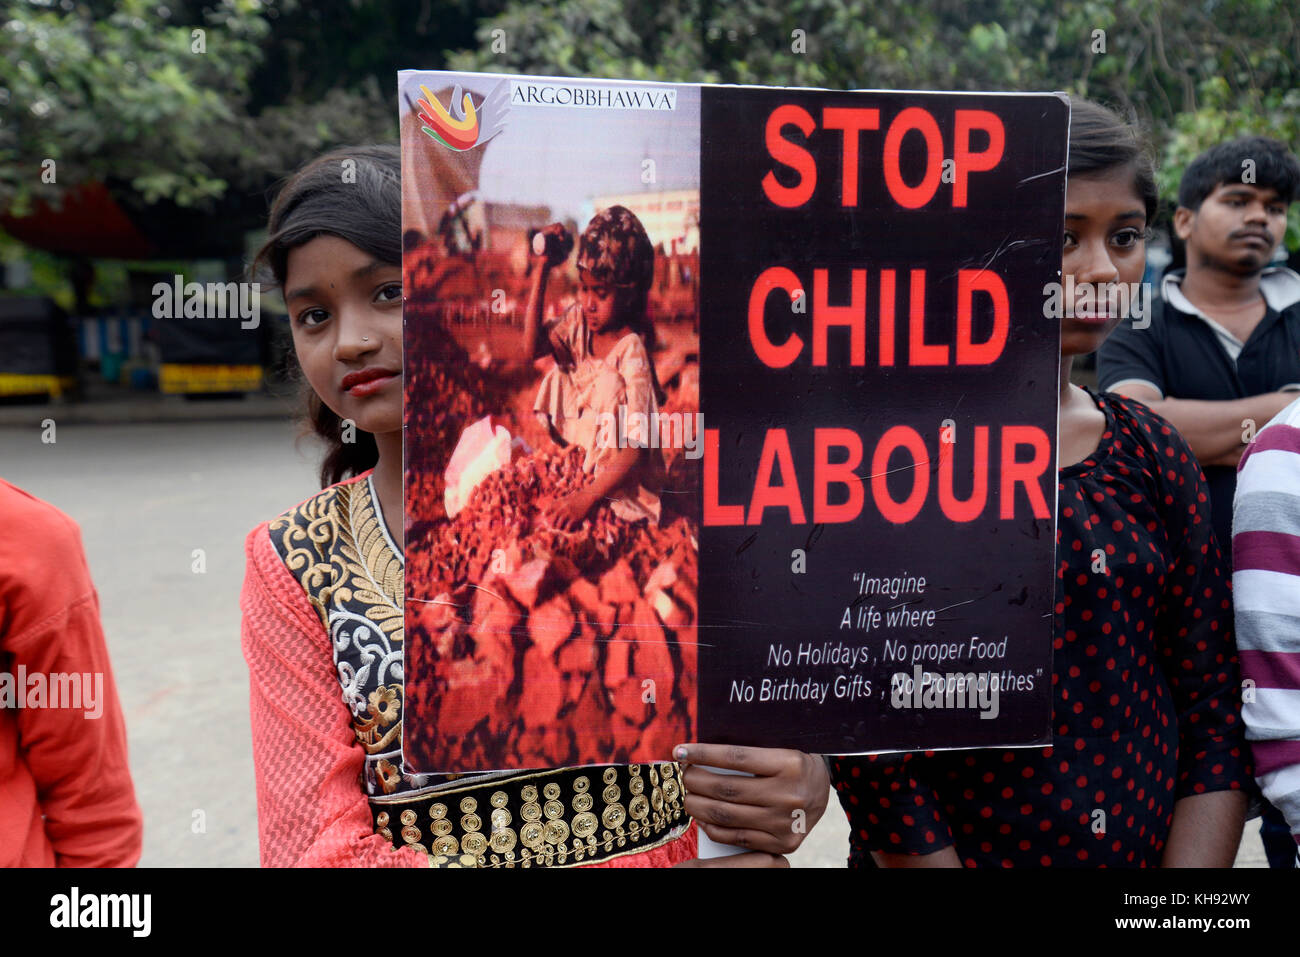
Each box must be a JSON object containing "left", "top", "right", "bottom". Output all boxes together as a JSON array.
[
  {"left": 252, "top": 144, "right": 402, "bottom": 488},
  {"left": 576, "top": 205, "right": 656, "bottom": 315},
  {"left": 576, "top": 204, "right": 666, "bottom": 403},
  {"left": 1067, "top": 98, "right": 1159, "bottom": 223}
]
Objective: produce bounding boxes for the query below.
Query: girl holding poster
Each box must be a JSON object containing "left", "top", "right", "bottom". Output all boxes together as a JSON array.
[
  {"left": 830, "top": 100, "right": 1252, "bottom": 867},
  {"left": 238, "top": 144, "right": 829, "bottom": 868}
]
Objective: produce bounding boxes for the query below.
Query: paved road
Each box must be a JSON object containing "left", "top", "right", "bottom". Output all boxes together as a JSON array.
[
  {"left": 1, "top": 418, "right": 316, "bottom": 866},
  {"left": 0, "top": 419, "right": 1266, "bottom": 867}
]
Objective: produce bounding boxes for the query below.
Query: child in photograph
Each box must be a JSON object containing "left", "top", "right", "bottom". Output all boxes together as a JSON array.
[{"left": 523, "top": 206, "right": 668, "bottom": 530}]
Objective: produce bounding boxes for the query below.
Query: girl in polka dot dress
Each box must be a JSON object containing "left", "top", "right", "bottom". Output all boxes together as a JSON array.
[{"left": 829, "top": 100, "right": 1252, "bottom": 868}]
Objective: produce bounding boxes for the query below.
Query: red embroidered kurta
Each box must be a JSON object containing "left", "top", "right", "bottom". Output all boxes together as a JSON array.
[{"left": 241, "top": 471, "right": 695, "bottom": 867}]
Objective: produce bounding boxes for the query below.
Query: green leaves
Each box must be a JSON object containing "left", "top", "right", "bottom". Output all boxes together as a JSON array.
[
  {"left": 0, "top": 1, "right": 263, "bottom": 212},
  {"left": 451, "top": 0, "right": 1300, "bottom": 247},
  {"left": 0, "top": 0, "right": 390, "bottom": 217},
  {"left": 2, "top": 0, "right": 1296, "bottom": 253}
]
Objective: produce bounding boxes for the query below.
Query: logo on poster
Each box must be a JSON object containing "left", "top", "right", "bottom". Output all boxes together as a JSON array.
[
  {"left": 415, "top": 81, "right": 510, "bottom": 151},
  {"left": 509, "top": 80, "right": 677, "bottom": 111}
]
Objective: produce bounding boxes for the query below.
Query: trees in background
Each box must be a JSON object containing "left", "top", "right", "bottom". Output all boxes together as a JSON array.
[
  {"left": 0, "top": 0, "right": 495, "bottom": 222},
  {"left": 2, "top": 0, "right": 1297, "bottom": 252},
  {"left": 452, "top": 0, "right": 1300, "bottom": 247}
]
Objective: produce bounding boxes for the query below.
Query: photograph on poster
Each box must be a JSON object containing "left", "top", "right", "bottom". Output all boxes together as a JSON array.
[{"left": 401, "top": 74, "right": 703, "bottom": 772}]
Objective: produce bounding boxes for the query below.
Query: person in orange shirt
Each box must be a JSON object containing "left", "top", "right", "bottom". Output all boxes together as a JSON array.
[{"left": 0, "top": 478, "right": 143, "bottom": 866}]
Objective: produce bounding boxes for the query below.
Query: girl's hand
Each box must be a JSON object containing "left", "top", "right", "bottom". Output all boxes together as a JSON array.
[
  {"left": 547, "top": 326, "right": 577, "bottom": 369},
  {"left": 674, "top": 743, "right": 830, "bottom": 856},
  {"left": 545, "top": 487, "right": 597, "bottom": 531},
  {"left": 530, "top": 223, "right": 572, "bottom": 271}
]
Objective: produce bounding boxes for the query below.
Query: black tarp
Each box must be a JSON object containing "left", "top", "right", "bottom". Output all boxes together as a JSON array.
[
  {"left": 156, "top": 316, "right": 260, "bottom": 365},
  {"left": 0, "top": 297, "right": 77, "bottom": 375}
]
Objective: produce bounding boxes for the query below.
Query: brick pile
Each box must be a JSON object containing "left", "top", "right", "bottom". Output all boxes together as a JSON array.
[{"left": 404, "top": 444, "right": 698, "bottom": 770}]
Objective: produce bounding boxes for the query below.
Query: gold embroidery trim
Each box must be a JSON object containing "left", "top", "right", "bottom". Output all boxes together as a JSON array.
[
  {"left": 374, "top": 764, "right": 688, "bottom": 869},
  {"left": 268, "top": 478, "right": 407, "bottom": 761}
]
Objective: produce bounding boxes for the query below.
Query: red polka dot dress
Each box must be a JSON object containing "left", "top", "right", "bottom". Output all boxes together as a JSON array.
[{"left": 830, "top": 392, "right": 1253, "bottom": 867}]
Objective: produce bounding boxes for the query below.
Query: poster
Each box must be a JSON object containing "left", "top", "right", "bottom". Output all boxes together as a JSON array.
[{"left": 400, "top": 69, "right": 1067, "bottom": 772}]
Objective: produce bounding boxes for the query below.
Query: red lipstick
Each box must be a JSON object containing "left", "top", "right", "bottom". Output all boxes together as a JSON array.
[{"left": 342, "top": 367, "right": 399, "bottom": 396}]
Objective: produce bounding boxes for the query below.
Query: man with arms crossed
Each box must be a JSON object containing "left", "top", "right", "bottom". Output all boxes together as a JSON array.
[{"left": 1099, "top": 136, "right": 1300, "bottom": 558}]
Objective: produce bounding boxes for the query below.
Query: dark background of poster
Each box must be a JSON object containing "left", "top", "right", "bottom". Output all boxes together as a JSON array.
[{"left": 698, "top": 88, "right": 1067, "bottom": 753}]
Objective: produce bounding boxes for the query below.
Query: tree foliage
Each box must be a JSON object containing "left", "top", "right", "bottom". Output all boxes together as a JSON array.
[
  {"left": 0, "top": 0, "right": 493, "bottom": 217},
  {"left": 2, "top": 0, "right": 1297, "bottom": 247},
  {"left": 1, "top": 0, "right": 267, "bottom": 214},
  {"left": 451, "top": 0, "right": 1300, "bottom": 244}
]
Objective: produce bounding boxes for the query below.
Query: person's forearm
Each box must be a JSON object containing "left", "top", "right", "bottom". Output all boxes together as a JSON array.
[
  {"left": 1161, "top": 791, "right": 1247, "bottom": 867},
  {"left": 20, "top": 599, "right": 142, "bottom": 867},
  {"left": 1131, "top": 393, "right": 1293, "bottom": 462},
  {"left": 873, "top": 846, "right": 962, "bottom": 867},
  {"left": 587, "top": 445, "right": 643, "bottom": 500},
  {"left": 522, "top": 267, "right": 548, "bottom": 361}
]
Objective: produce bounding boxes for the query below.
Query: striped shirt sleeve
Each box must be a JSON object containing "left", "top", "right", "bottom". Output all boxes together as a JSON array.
[{"left": 1233, "top": 397, "right": 1300, "bottom": 846}]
